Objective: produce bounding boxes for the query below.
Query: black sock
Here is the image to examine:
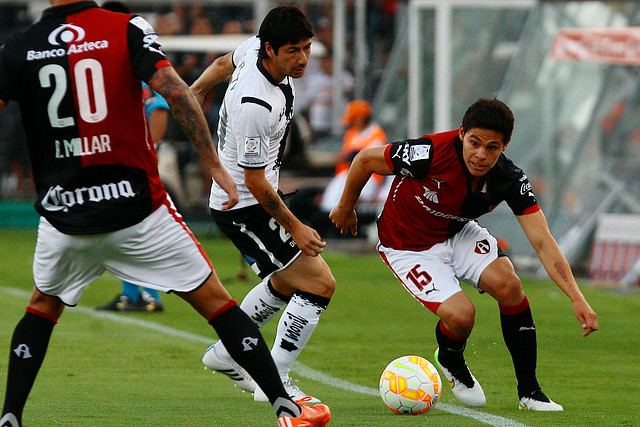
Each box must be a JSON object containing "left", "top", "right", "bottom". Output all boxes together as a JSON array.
[
  {"left": 499, "top": 297, "right": 540, "bottom": 397},
  {"left": 208, "top": 303, "right": 301, "bottom": 418},
  {"left": 435, "top": 320, "right": 466, "bottom": 368},
  {"left": 3, "top": 310, "right": 56, "bottom": 422}
]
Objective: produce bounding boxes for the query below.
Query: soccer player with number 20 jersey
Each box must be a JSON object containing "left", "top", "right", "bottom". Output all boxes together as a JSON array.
[{"left": 330, "top": 98, "right": 599, "bottom": 411}]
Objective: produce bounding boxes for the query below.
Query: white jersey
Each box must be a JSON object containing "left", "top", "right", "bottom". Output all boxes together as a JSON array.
[{"left": 210, "top": 36, "right": 295, "bottom": 210}]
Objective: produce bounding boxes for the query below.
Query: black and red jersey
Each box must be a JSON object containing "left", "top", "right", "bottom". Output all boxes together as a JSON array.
[
  {"left": 0, "top": 1, "right": 172, "bottom": 234},
  {"left": 378, "top": 129, "right": 540, "bottom": 251}
]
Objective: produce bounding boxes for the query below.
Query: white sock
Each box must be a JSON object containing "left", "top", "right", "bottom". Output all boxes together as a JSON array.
[
  {"left": 214, "top": 278, "right": 289, "bottom": 361},
  {"left": 271, "top": 291, "right": 330, "bottom": 380}
]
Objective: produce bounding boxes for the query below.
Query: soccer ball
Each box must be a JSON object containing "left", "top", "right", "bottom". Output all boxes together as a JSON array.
[{"left": 379, "top": 355, "right": 441, "bottom": 415}]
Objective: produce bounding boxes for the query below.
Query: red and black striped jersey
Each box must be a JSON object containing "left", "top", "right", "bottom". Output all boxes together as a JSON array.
[
  {"left": 0, "top": 1, "right": 172, "bottom": 234},
  {"left": 378, "top": 129, "right": 540, "bottom": 251}
]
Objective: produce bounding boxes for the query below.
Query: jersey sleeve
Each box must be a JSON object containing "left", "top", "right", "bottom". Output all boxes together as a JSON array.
[
  {"left": 232, "top": 36, "right": 258, "bottom": 67},
  {"left": 235, "top": 100, "right": 272, "bottom": 169},
  {"left": 127, "top": 16, "right": 172, "bottom": 83},
  {"left": 504, "top": 166, "right": 540, "bottom": 215},
  {"left": 231, "top": 42, "right": 244, "bottom": 67},
  {"left": 384, "top": 137, "right": 434, "bottom": 180}
]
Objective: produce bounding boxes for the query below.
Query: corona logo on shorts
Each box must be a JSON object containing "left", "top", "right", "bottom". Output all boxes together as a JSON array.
[{"left": 474, "top": 239, "right": 490, "bottom": 254}]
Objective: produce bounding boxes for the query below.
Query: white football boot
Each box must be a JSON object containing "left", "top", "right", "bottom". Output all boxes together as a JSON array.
[
  {"left": 202, "top": 344, "right": 257, "bottom": 393},
  {"left": 434, "top": 348, "right": 486, "bottom": 407},
  {"left": 0, "top": 413, "right": 20, "bottom": 427},
  {"left": 519, "top": 389, "right": 563, "bottom": 411},
  {"left": 254, "top": 377, "right": 321, "bottom": 404}
]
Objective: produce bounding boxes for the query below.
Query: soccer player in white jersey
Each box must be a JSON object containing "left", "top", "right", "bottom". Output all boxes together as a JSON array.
[{"left": 191, "top": 4, "right": 335, "bottom": 404}]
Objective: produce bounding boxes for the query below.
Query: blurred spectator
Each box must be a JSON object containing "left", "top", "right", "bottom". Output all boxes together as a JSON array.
[
  {"left": 289, "top": 100, "right": 389, "bottom": 237},
  {"left": 300, "top": 48, "right": 353, "bottom": 141},
  {"left": 222, "top": 19, "right": 243, "bottom": 34},
  {"left": 169, "top": 2, "right": 190, "bottom": 34},
  {"left": 154, "top": 13, "right": 182, "bottom": 36},
  {"left": 174, "top": 15, "right": 214, "bottom": 83},
  {"left": 0, "top": 5, "right": 33, "bottom": 200},
  {"left": 319, "top": 100, "right": 388, "bottom": 213},
  {"left": 189, "top": 3, "right": 205, "bottom": 26},
  {"left": 305, "top": 52, "right": 334, "bottom": 139},
  {"left": 0, "top": 102, "right": 31, "bottom": 200},
  {"left": 314, "top": 15, "right": 333, "bottom": 49}
]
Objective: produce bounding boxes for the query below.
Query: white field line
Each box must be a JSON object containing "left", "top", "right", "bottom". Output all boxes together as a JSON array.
[{"left": 1, "top": 286, "right": 528, "bottom": 427}]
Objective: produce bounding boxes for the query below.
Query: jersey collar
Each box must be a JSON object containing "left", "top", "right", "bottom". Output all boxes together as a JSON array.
[
  {"left": 454, "top": 135, "right": 466, "bottom": 167},
  {"left": 257, "top": 57, "right": 287, "bottom": 86},
  {"left": 43, "top": 1, "right": 98, "bottom": 19}
]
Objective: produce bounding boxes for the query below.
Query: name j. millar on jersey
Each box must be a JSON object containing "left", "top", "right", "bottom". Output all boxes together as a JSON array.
[{"left": 55, "top": 134, "right": 111, "bottom": 158}]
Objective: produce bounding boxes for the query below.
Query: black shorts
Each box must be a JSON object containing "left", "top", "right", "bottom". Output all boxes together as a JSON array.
[{"left": 211, "top": 204, "right": 301, "bottom": 278}]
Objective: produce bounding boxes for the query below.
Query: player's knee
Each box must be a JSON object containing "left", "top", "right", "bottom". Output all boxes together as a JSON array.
[
  {"left": 306, "top": 258, "right": 336, "bottom": 297},
  {"left": 29, "top": 289, "right": 65, "bottom": 319},
  {"left": 493, "top": 273, "right": 523, "bottom": 306},
  {"left": 444, "top": 308, "right": 475, "bottom": 338},
  {"left": 316, "top": 271, "right": 336, "bottom": 297}
]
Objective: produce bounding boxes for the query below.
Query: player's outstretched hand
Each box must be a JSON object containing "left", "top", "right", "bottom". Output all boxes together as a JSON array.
[
  {"left": 290, "top": 223, "right": 326, "bottom": 257},
  {"left": 210, "top": 165, "right": 238, "bottom": 210},
  {"left": 573, "top": 299, "right": 599, "bottom": 337},
  {"left": 329, "top": 205, "right": 358, "bottom": 236}
]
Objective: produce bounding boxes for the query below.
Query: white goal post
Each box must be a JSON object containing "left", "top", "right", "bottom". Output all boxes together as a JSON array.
[{"left": 407, "top": 0, "right": 536, "bottom": 137}]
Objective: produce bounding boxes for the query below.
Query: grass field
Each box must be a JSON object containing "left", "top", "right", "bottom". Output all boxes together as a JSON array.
[{"left": 1, "top": 229, "right": 639, "bottom": 426}]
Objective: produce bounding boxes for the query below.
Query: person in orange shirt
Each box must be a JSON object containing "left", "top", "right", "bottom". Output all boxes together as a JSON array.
[{"left": 319, "top": 100, "right": 389, "bottom": 214}]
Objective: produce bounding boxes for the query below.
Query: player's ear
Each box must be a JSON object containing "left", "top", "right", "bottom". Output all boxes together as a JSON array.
[
  {"left": 458, "top": 125, "right": 465, "bottom": 140},
  {"left": 265, "top": 42, "right": 276, "bottom": 59},
  {"left": 502, "top": 138, "right": 510, "bottom": 151}
]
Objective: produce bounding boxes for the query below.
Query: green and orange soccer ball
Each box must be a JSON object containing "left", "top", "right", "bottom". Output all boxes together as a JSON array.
[{"left": 379, "top": 355, "right": 441, "bottom": 415}]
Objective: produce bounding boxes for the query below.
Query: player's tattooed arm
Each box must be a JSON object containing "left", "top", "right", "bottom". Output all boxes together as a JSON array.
[
  {"left": 245, "top": 168, "right": 326, "bottom": 256},
  {"left": 261, "top": 189, "right": 294, "bottom": 228},
  {"left": 149, "top": 66, "right": 238, "bottom": 210},
  {"left": 148, "top": 67, "right": 213, "bottom": 165}
]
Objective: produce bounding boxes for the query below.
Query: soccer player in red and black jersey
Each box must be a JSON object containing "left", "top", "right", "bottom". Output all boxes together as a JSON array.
[
  {"left": 330, "top": 98, "right": 599, "bottom": 411},
  {"left": 0, "top": 1, "right": 329, "bottom": 426}
]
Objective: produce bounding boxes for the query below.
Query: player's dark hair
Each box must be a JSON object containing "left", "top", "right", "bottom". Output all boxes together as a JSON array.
[
  {"left": 101, "top": 1, "right": 130, "bottom": 13},
  {"left": 461, "top": 98, "right": 514, "bottom": 143},
  {"left": 258, "top": 3, "right": 314, "bottom": 59}
]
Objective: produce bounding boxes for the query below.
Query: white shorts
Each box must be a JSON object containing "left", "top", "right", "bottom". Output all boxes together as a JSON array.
[
  {"left": 33, "top": 200, "right": 213, "bottom": 306},
  {"left": 377, "top": 221, "right": 500, "bottom": 313}
]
